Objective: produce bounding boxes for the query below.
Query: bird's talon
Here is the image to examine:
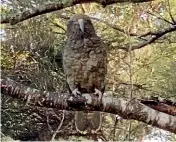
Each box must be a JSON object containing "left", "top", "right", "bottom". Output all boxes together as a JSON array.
[
  {"left": 94, "top": 88, "right": 102, "bottom": 102},
  {"left": 72, "top": 88, "right": 81, "bottom": 97},
  {"left": 77, "top": 90, "right": 81, "bottom": 95}
]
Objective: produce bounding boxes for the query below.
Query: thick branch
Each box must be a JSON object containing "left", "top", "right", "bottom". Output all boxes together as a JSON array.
[
  {"left": 118, "top": 25, "right": 176, "bottom": 51},
  {"left": 1, "top": 77, "right": 176, "bottom": 134},
  {"left": 1, "top": 0, "right": 152, "bottom": 25}
]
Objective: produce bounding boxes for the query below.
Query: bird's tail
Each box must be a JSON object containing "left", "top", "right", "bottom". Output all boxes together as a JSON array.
[{"left": 75, "top": 111, "right": 102, "bottom": 134}]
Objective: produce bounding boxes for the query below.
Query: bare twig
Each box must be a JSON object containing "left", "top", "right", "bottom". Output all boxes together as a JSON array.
[
  {"left": 119, "top": 25, "right": 176, "bottom": 51},
  {"left": 91, "top": 17, "right": 138, "bottom": 36},
  {"left": 127, "top": 25, "right": 133, "bottom": 141},
  {"left": 51, "top": 110, "right": 65, "bottom": 141},
  {"left": 112, "top": 115, "right": 122, "bottom": 141},
  {"left": 1, "top": 110, "right": 13, "bottom": 120},
  {"left": 56, "top": 14, "right": 147, "bottom": 37},
  {"left": 147, "top": 12, "right": 174, "bottom": 25},
  {"left": 51, "top": 22, "right": 66, "bottom": 32},
  {"left": 47, "top": 115, "right": 53, "bottom": 133},
  {"left": 51, "top": 109, "right": 61, "bottom": 121},
  {"left": 165, "top": 0, "right": 176, "bottom": 24}
]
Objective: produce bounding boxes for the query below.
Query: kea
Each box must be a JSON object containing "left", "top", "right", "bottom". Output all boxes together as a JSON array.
[{"left": 63, "top": 14, "right": 107, "bottom": 134}]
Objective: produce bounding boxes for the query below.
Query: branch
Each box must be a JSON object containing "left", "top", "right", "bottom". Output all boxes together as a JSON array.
[
  {"left": 118, "top": 25, "right": 176, "bottom": 51},
  {"left": 50, "top": 14, "right": 146, "bottom": 37},
  {"left": 166, "top": 0, "right": 176, "bottom": 24},
  {"left": 1, "top": 77, "right": 176, "bottom": 134},
  {"left": 1, "top": 0, "right": 152, "bottom": 25},
  {"left": 141, "top": 96, "right": 176, "bottom": 106},
  {"left": 141, "top": 100, "right": 176, "bottom": 116},
  {"left": 52, "top": 15, "right": 139, "bottom": 36},
  {"left": 91, "top": 17, "right": 138, "bottom": 36},
  {"left": 51, "top": 110, "right": 65, "bottom": 141},
  {"left": 52, "top": 22, "right": 66, "bottom": 33},
  {"left": 147, "top": 12, "right": 174, "bottom": 25}
]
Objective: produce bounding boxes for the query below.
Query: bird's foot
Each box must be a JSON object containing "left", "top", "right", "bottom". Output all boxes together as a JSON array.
[
  {"left": 94, "top": 88, "right": 102, "bottom": 102},
  {"left": 72, "top": 88, "right": 81, "bottom": 97}
]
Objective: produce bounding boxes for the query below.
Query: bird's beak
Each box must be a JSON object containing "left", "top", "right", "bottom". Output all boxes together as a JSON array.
[{"left": 78, "top": 19, "right": 84, "bottom": 32}]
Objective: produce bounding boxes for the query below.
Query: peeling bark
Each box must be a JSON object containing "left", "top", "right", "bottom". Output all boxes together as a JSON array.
[
  {"left": 1, "top": 0, "right": 152, "bottom": 25},
  {"left": 1, "top": 77, "right": 176, "bottom": 134}
]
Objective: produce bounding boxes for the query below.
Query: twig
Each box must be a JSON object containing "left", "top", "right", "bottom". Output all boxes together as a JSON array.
[
  {"left": 51, "top": 109, "right": 61, "bottom": 121},
  {"left": 47, "top": 115, "right": 53, "bottom": 133},
  {"left": 119, "top": 25, "right": 176, "bottom": 51},
  {"left": 1, "top": 110, "right": 13, "bottom": 120},
  {"left": 147, "top": 12, "right": 174, "bottom": 25},
  {"left": 127, "top": 24, "right": 133, "bottom": 141},
  {"left": 51, "top": 110, "right": 65, "bottom": 141},
  {"left": 165, "top": 0, "right": 176, "bottom": 24},
  {"left": 112, "top": 115, "right": 120, "bottom": 141},
  {"left": 91, "top": 17, "right": 138, "bottom": 36},
  {"left": 51, "top": 22, "right": 66, "bottom": 32}
]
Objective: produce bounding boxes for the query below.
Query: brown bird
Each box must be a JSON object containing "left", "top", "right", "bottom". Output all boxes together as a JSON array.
[{"left": 63, "top": 14, "right": 107, "bottom": 134}]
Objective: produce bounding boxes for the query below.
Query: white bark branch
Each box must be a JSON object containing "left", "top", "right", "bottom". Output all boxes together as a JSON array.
[{"left": 1, "top": 77, "right": 176, "bottom": 134}]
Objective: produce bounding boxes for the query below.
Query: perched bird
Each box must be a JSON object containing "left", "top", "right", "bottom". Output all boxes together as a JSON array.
[{"left": 63, "top": 14, "right": 107, "bottom": 134}]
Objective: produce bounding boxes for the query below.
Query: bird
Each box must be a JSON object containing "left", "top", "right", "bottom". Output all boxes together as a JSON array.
[{"left": 63, "top": 14, "right": 107, "bottom": 134}]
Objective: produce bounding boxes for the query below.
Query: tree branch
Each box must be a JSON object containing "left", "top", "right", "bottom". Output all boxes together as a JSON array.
[
  {"left": 1, "top": 77, "right": 176, "bottom": 134},
  {"left": 140, "top": 98, "right": 176, "bottom": 115},
  {"left": 118, "top": 25, "right": 176, "bottom": 51},
  {"left": 51, "top": 110, "right": 65, "bottom": 141},
  {"left": 166, "top": 0, "right": 176, "bottom": 24},
  {"left": 91, "top": 17, "right": 138, "bottom": 36},
  {"left": 1, "top": 0, "right": 152, "bottom": 25}
]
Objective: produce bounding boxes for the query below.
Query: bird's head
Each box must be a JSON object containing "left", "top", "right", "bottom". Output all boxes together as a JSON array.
[{"left": 67, "top": 14, "right": 96, "bottom": 38}]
